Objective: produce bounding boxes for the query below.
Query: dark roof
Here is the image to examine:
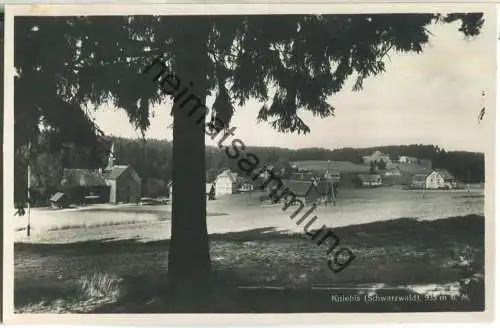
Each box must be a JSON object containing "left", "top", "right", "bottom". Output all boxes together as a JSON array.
[
  {"left": 281, "top": 180, "right": 316, "bottom": 197},
  {"left": 61, "top": 169, "right": 107, "bottom": 187},
  {"left": 315, "top": 180, "right": 334, "bottom": 195},
  {"left": 102, "top": 165, "right": 130, "bottom": 180},
  {"left": 358, "top": 174, "right": 382, "bottom": 182},
  {"left": 290, "top": 172, "right": 318, "bottom": 181},
  {"left": 434, "top": 169, "right": 455, "bottom": 181},
  {"left": 412, "top": 173, "right": 428, "bottom": 182},
  {"left": 50, "top": 192, "right": 67, "bottom": 202}
]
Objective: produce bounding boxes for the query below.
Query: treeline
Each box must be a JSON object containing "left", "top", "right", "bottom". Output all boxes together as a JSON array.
[{"left": 14, "top": 138, "right": 484, "bottom": 203}]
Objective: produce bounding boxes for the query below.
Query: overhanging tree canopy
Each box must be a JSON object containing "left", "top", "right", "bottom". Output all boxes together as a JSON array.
[{"left": 14, "top": 13, "right": 484, "bottom": 292}]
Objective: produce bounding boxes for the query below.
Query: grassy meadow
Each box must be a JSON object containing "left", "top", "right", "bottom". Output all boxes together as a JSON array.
[{"left": 13, "top": 187, "right": 485, "bottom": 313}]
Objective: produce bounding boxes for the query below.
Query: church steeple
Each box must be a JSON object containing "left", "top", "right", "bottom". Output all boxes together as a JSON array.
[{"left": 107, "top": 142, "right": 116, "bottom": 169}]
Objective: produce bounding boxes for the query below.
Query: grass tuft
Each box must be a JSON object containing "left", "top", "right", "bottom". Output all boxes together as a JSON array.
[
  {"left": 78, "top": 272, "right": 123, "bottom": 300},
  {"left": 48, "top": 218, "right": 155, "bottom": 231},
  {"left": 15, "top": 272, "right": 124, "bottom": 314}
]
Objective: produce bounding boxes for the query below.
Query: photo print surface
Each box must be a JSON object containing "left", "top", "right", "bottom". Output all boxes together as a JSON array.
[{"left": 3, "top": 3, "right": 496, "bottom": 324}]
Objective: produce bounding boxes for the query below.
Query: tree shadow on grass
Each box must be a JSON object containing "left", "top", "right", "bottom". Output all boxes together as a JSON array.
[
  {"left": 15, "top": 280, "right": 79, "bottom": 311},
  {"left": 15, "top": 215, "right": 485, "bottom": 256},
  {"left": 14, "top": 215, "right": 485, "bottom": 313}
]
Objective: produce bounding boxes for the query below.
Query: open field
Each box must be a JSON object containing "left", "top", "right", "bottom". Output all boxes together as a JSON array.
[
  {"left": 13, "top": 186, "right": 484, "bottom": 239},
  {"left": 13, "top": 187, "right": 485, "bottom": 313},
  {"left": 291, "top": 160, "right": 370, "bottom": 173}
]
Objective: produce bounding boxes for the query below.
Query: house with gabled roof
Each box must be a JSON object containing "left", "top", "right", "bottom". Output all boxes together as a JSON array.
[
  {"left": 357, "top": 174, "right": 383, "bottom": 188},
  {"left": 281, "top": 180, "right": 323, "bottom": 205},
  {"left": 214, "top": 169, "right": 240, "bottom": 196},
  {"left": 362, "top": 150, "right": 392, "bottom": 165},
  {"left": 399, "top": 156, "right": 419, "bottom": 164},
  {"left": 425, "top": 169, "right": 458, "bottom": 189},
  {"left": 102, "top": 143, "right": 141, "bottom": 204},
  {"left": 57, "top": 142, "right": 141, "bottom": 205},
  {"left": 103, "top": 165, "right": 141, "bottom": 204},
  {"left": 59, "top": 168, "right": 110, "bottom": 204}
]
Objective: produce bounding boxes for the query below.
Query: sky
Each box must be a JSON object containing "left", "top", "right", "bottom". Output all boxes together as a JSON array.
[{"left": 91, "top": 14, "right": 496, "bottom": 153}]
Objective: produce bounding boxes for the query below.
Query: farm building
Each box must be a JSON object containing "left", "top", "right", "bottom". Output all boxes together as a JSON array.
[
  {"left": 425, "top": 169, "right": 458, "bottom": 189},
  {"left": 281, "top": 180, "right": 323, "bottom": 205},
  {"left": 59, "top": 168, "right": 110, "bottom": 204},
  {"left": 383, "top": 167, "right": 402, "bottom": 177},
  {"left": 215, "top": 169, "right": 240, "bottom": 196},
  {"left": 323, "top": 170, "right": 341, "bottom": 183},
  {"left": 399, "top": 156, "right": 419, "bottom": 164},
  {"left": 362, "top": 151, "right": 392, "bottom": 165},
  {"left": 357, "top": 174, "right": 383, "bottom": 187},
  {"left": 55, "top": 143, "right": 141, "bottom": 205},
  {"left": 411, "top": 174, "right": 428, "bottom": 189},
  {"left": 395, "top": 163, "right": 433, "bottom": 185},
  {"left": 238, "top": 181, "right": 254, "bottom": 192}
]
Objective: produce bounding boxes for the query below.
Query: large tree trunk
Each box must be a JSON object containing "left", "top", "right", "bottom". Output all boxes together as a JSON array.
[{"left": 167, "top": 20, "right": 212, "bottom": 304}]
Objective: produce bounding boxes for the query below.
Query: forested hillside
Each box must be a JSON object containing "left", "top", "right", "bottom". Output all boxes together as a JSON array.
[{"left": 14, "top": 136, "right": 485, "bottom": 203}]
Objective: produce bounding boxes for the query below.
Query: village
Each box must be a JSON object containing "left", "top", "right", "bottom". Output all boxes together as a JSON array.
[
  {"left": 35, "top": 145, "right": 470, "bottom": 210},
  {"left": 10, "top": 10, "right": 489, "bottom": 316}
]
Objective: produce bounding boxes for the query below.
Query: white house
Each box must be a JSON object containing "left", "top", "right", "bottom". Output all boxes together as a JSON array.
[
  {"left": 383, "top": 167, "right": 402, "bottom": 177},
  {"left": 357, "top": 174, "right": 383, "bottom": 187},
  {"left": 215, "top": 169, "right": 240, "bottom": 196},
  {"left": 324, "top": 170, "right": 341, "bottom": 183},
  {"left": 425, "top": 169, "right": 458, "bottom": 189},
  {"left": 399, "top": 156, "right": 419, "bottom": 164},
  {"left": 238, "top": 180, "right": 254, "bottom": 192}
]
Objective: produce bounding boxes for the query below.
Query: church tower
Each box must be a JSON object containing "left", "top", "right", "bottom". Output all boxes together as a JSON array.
[{"left": 107, "top": 142, "right": 116, "bottom": 169}]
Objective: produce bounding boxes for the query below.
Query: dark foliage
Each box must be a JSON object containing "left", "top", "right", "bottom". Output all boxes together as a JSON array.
[{"left": 14, "top": 13, "right": 484, "bottom": 287}]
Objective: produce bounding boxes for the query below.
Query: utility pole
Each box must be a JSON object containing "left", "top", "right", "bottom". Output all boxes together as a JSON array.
[
  {"left": 478, "top": 90, "right": 486, "bottom": 124},
  {"left": 26, "top": 142, "right": 32, "bottom": 237},
  {"left": 467, "top": 169, "right": 471, "bottom": 193}
]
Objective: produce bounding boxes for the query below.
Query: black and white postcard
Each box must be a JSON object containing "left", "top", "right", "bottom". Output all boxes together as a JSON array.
[{"left": 2, "top": 2, "right": 496, "bottom": 325}]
